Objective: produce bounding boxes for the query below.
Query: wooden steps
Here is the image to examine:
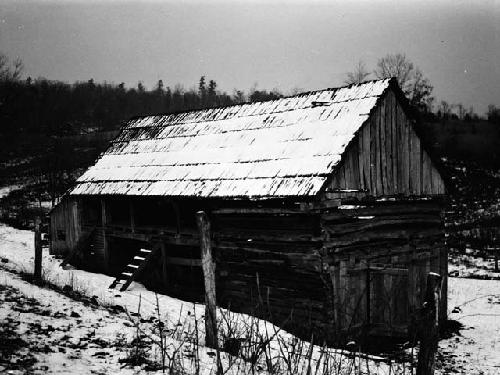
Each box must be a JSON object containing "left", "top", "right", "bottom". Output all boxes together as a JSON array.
[{"left": 109, "top": 246, "right": 159, "bottom": 292}]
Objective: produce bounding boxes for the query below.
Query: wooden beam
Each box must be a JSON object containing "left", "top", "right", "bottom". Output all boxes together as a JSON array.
[
  {"left": 195, "top": 211, "right": 218, "bottom": 349},
  {"left": 166, "top": 256, "right": 202, "bottom": 267},
  {"left": 212, "top": 208, "right": 311, "bottom": 215}
]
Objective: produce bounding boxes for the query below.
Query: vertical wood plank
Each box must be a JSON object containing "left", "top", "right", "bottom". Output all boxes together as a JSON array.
[
  {"left": 363, "top": 124, "right": 371, "bottom": 192},
  {"left": 101, "top": 199, "right": 109, "bottom": 272},
  {"left": 408, "top": 244, "right": 417, "bottom": 316},
  {"left": 196, "top": 211, "right": 218, "bottom": 349},
  {"left": 385, "top": 91, "right": 393, "bottom": 195},
  {"left": 359, "top": 258, "right": 368, "bottom": 328},
  {"left": 358, "top": 132, "right": 366, "bottom": 190},
  {"left": 409, "top": 128, "right": 422, "bottom": 195},
  {"left": 403, "top": 112, "right": 411, "bottom": 194},
  {"left": 409, "top": 128, "right": 415, "bottom": 195},
  {"left": 341, "top": 164, "right": 347, "bottom": 190},
  {"left": 329, "top": 264, "right": 340, "bottom": 331},
  {"left": 101, "top": 199, "right": 106, "bottom": 226},
  {"left": 396, "top": 101, "right": 404, "bottom": 193},
  {"left": 350, "top": 142, "right": 360, "bottom": 189},
  {"left": 422, "top": 152, "right": 431, "bottom": 194},
  {"left": 370, "top": 116, "right": 378, "bottom": 196},
  {"left": 339, "top": 259, "right": 348, "bottom": 331},
  {"left": 391, "top": 91, "right": 398, "bottom": 194},
  {"left": 383, "top": 266, "right": 392, "bottom": 327},
  {"left": 379, "top": 96, "right": 387, "bottom": 195}
]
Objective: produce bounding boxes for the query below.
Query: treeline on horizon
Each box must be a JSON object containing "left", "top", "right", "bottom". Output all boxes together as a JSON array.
[
  {"left": 2, "top": 53, "right": 500, "bottom": 137},
  {"left": 0, "top": 75, "right": 284, "bottom": 136}
]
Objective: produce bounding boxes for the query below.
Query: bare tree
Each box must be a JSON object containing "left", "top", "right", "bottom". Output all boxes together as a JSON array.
[
  {"left": 0, "top": 53, "right": 9, "bottom": 79},
  {"left": 233, "top": 89, "right": 246, "bottom": 104},
  {"left": 455, "top": 103, "right": 466, "bottom": 120},
  {"left": 345, "top": 60, "right": 371, "bottom": 85},
  {"left": 487, "top": 104, "right": 500, "bottom": 123},
  {"left": 0, "top": 52, "right": 24, "bottom": 81},
  {"left": 375, "top": 53, "right": 414, "bottom": 87},
  {"left": 438, "top": 100, "right": 452, "bottom": 118},
  {"left": 12, "top": 57, "right": 24, "bottom": 80},
  {"left": 374, "top": 53, "right": 434, "bottom": 112}
]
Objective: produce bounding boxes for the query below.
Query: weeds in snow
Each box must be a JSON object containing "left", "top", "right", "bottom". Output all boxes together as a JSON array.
[{"left": 115, "top": 294, "right": 415, "bottom": 375}]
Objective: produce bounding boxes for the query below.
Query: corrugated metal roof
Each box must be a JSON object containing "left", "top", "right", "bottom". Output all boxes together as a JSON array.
[{"left": 70, "top": 79, "right": 392, "bottom": 198}]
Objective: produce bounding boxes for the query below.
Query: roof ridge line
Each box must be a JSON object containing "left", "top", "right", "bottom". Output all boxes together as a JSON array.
[{"left": 128, "top": 78, "right": 393, "bottom": 122}]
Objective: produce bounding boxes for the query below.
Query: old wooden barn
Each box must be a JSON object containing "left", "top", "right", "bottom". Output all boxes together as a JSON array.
[{"left": 50, "top": 78, "right": 447, "bottom": 343}]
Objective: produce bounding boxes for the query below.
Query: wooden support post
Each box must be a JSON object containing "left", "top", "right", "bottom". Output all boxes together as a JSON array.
[
  {"left": 101, "top": 199, "right": 109, "bottom": 272},
  {"left": 161, "top": 243, "right": 168, "bottom": 289},
  {"left": 101, "top": 199, "right": 107, "bottom": 226},
  {"left": 417, "top": 272, "right": 442, "bottom": 375},
  {"left": 34, "top": 217, "right": 42, "bottom": 280},
  {"left": 195, "top": 211, "right": 218, "bottom": 349},
  {"left": 129, "top": 200, "right": 135, "bottom": 233}
]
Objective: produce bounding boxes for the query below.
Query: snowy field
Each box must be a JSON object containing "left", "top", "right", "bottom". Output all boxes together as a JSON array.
[{"left": 1, "top": 223, "right": 500, "bottom": 374}]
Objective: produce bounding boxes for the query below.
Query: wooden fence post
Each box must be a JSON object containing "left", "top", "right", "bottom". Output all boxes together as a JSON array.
[
  {"left": 34, "top": 217, "right": 43, "bottom": 280},
  {"left": 417, "top": 272, "right": 442, "bottom": 375},
  {"left": 196, "top": 211, "right": 218, "bottom": 349}
]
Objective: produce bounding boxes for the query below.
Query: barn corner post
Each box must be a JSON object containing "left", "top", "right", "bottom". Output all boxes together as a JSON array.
[
  {"left": 195, "top": 211, "right": 218, "bottom": 350},
  {"left": 34, "top": 217, "right": 43, "bottom": 281},
  {"left": 417, "top": 272, "right": 442, "bottom": 375}
]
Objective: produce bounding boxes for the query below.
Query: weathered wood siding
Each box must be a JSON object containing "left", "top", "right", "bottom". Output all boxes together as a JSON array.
[
  {"left": 49, "top": 197, "right": 81, "bottom": 255},
  {"left": 327, "top": 90, "right": 446, "bottom": 197},
  {"left": 320, "top": 199, "right": 447, "bottom": 337},
  {"left": 52, "top": 194, "right": 447, "bottom": 343},
  {"left": 212, "top": 211, "right": 326, "bottom": 337}
]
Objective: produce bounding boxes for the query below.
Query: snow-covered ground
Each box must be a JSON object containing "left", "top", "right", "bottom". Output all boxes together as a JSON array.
[
  {"left": 449, "top": 251, "right": 500, "bottom": 280},
  {"left": 439, "top": 278, "right": 500, "bottom": 374},
  {"left": 0, "top": 271, "right": 139, "bottom": 374},
  {"left": 0, "top": 185, "right": 24, "bottom": 199},
  {"left": 1, "top": 223, "right": 499, "bottom": 374}
]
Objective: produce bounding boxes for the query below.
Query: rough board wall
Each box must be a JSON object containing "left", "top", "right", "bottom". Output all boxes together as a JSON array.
[
  {"left": 49, "top": 197, "right": 81, "bottom": 255},
  {"left": 328, "top": 89, "right": 446, "bottom": 197}
]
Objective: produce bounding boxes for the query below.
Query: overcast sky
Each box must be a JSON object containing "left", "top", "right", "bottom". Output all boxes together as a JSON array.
[{"left": 1, "top": 0, "right": 498, "bottom": 114}]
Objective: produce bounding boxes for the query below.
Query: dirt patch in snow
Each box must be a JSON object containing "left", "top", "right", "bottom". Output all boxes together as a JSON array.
[
  {"left": 0, "top": 285, "right": 38, "bottom": 373},
  {"left": 0, "top": 270, "right": 143, "bottom": 374}
]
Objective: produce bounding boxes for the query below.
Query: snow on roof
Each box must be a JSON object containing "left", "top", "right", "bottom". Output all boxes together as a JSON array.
[{"left": 70, "top": 79, "right": 392, "bottom": 198}]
